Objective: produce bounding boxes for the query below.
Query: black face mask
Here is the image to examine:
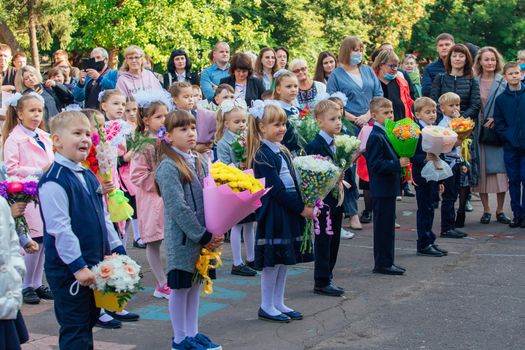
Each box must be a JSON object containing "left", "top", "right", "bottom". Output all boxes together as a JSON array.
[{"left": 93, "top": 60, "right": 105, "bottom": 72}]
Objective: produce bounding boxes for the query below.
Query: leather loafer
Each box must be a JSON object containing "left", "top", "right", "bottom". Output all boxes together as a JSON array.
[
  {"left": 417, "top": 245, "right": 444, "bottom": 257},
  {"left": 509, "top": 217, "right": 523, "bottom": 228},
  {"left": 35, "top": 286, "right": 54, "bottom": 300},
  {"left": 332, "top": 284, "right": 345, "bottom": 293},
  {"left": 283, "top": 310, "right": 303, "bottom": 320},
  {"left": 258, "top": 308, "right": 290, "bottom": 323},
  {"left": 360, "top": 211, "right": 372, "bottom": 224},
  {"left": 314, "top": 284, "right": 344, "bottom": 297},
  {"left": 95, "top": 318, "right": 122, "bottom": 329},
  {"left": 432, "top": 244, "right": 448, "bottom": 256},
  {"left": 453, "top": 228, "right": 468, "bottom": 237},
  {"left": 231, "top": 263, "right": 257, "bottom": 276},
  {"left": 105, "top": 310, "right": 140, "bottom": 322},
  {"left": 393, "top": 264, "right": 406, "bottom": 272},
  {"left": 440, "top": 229, "right": 464, "bottom": 239},
  {"left": 496, "top": 213, "right": 511, "bottom": 224},
  {"left": 22, "top": 287, "right": 40, "bottom": 304},
  {"left": 133, "top": 240, "right": 146, "bottom": 249},
  {"left": 373, "top": 265, "right": 405, "bottom": 275}
]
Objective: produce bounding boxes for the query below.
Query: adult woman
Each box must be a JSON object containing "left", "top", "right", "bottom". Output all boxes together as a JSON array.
[
  {"left": 162, "top": 49, "right": 200, "bottom": 89},
  {"left": 472, "top": 47, "right": 510, "bottom": 224},
  {"left": 290, "top": 58, "right": 326, "bottom": 109},
  {"left": 431, "top": 44, "right": 481, "bottom": 119},
  {"left": 327, "top": 37, "right": 383, "bottom": 130},
  {"left": 327, "top": 36, "right": 382, "bottom": 230},
  {"left": 14, "top": 65, "right": 73, "bottom": 130},
  {"left": 275, "top": 47, "right": 289, "bottom": 69},
  {"left": 314, "top": 51, "right": 337, "bottom": 84},
  {"left": 254, "top": 48, "right": 278, "bottom": 90},
  {"left": 219, "top": 53, "right": 265, "bottom": 106},
  {"left": 372, "top": 50, "right": 414, "bottom": 121},
  {"left": 116, "top": 45, "right": 165, "bottom": 97}
]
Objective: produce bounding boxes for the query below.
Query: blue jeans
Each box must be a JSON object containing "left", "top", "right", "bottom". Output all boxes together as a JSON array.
[{"left": 503, "top": 147, "right": 525, "bottom": 219}]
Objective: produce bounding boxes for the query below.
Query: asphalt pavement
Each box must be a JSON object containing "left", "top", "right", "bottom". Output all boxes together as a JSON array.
[{"left": 21, "top": 194, "right": 525, "bottom": 350}]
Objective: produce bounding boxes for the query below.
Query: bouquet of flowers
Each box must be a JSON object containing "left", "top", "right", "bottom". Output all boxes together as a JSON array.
[
  {"left": 289, "top": 106, "right": 320, "bottom": 149},
  {"left": 105, "top": 119, "right": 133, "bottom": 148},
  {"left": 0, "top": 176, "right": 39, "bottom": 237},
  {"left": 420, "top": 126, "right": 458, "bottom": 181},
  {"left": 448, "top": 117, "right": 475, "bottom": 163},
  {"left": 231, "top": 130, "right": 247, "bottom": 166},
  {"left": 195, "top": 248, "right": 222, "bottom": 295},
  {"left": 204, "top": 162, "right": 268, "bottom": 235},
  {"left": 93, "top": 117, "right": 134, "bottom": 222},
  {"left": 385, "top": 118, "right": 421, "bottom": 178},
  {"left": 91, "top": 254, "right": 142, "bottom": 311},
  {"left": 293, "top": 155, "right": 342, "bottom": 253},
  {"left": 334, "top": 135, "right": 361, "bottom": 170}
]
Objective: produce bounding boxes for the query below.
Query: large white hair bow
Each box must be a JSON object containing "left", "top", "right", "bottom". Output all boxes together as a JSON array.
[
  {"left": 248, "top": 99, "right": 281, "bottom": 120},
  {"left": 220, "top": 99, "right": 248, "bottom": 113},
  {"left": 7, "top": 92, "right": 44, "bottom": 107}
]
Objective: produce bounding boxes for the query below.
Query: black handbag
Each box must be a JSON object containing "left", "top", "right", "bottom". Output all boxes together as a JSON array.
[{"left": 479, "top": 79, "right": 503, "bottom": 146}]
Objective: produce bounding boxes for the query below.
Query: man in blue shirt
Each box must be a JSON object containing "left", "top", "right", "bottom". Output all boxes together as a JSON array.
[
  {"left": 201, "top": 42, "right": 231, "bottom": 101},
  {"left": 421, "top": 33, "right": 455, "bottom": 97}
]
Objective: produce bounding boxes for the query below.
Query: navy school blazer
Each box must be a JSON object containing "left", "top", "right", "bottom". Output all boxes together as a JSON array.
[{"left": 364, "top": 125, "right": 401, "bottom": 198}]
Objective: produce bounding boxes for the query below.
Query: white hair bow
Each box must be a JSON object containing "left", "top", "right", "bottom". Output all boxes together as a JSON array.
[
  {"left": 220, "top": 99, "right": 248, "bottom": 113},
  {"left": 132, "top": 90, "right": 174, "bottom": 111},
  {"left": 316, "top": 91, "right": 348, "bottom": 106},
  {"left": 273, "top": 69, "right": 289, "bottom": 79},
  {"left": 248, "top": 99, "right": 281, "bottom": 120},
  {"left": 7, "top": 92, "right": 44, "bottom": 107}
]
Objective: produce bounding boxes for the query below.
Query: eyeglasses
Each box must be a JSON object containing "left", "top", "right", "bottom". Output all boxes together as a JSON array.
[
  {"left": 126, "top": 56, "right": 143, "bottom": 61},
  {"left": 386, "top": 63, "right": 399, "bottom": 70},
  {"left": 292, "top": 66, "right": 308, "bottom": 74}
]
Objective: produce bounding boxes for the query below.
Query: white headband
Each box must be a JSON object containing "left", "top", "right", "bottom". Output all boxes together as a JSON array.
[{"left": 220, "top": 99, "right": 248, "bottom": 113}]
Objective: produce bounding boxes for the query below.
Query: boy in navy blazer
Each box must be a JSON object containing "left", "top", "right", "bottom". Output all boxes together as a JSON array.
[
  {"left": 411, "top": 97, "right": 448, "bottom": 257},
  {"left": 305, "top": 100, "right": 345, "bottom": 297},
  {"left": 365, "top": 97, "right": 410, "bottom": 275}
]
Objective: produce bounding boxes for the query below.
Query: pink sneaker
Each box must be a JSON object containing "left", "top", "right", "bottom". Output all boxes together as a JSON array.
[{"left": 153, "top": 283, "right": 171, "bottom": 299}]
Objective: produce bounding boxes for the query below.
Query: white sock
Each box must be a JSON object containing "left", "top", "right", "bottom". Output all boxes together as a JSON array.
[
  {"left": 31, "top": 244, "right": 45, "bottom": 288},
  {"left": 230, "top": 224, "right": 243, "bottom": 266},
  {"left": 260, "top": 267, "right": 280, "bottom": 316},
  {"left": 121, "top": 222, "right": 129, "bottom": 246},
  {"left": 146, "top": 241, "right": 167, "bottom": 287},
  {"left": 185, "top": 284, "right": 201, "bottom": 338},
  {"left": 132, "top": 219, "right": 141, "bottom": 241},
  {"left": 115, "top": 310, "right": 129, "bottom": 316},
  {"left": 170, "top": 288, "right": 189, "bottom": 344},
  {"left": 274, "top": 265, "right": 293, "bottom": 313},
  {"left": 99, "top": 309, "right": 114, "bottom": 322},
  {"left": 243, "top": 222, "right": 255, "bottom": 262}
]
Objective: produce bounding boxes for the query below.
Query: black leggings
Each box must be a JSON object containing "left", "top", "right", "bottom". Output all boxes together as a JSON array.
[{"left": 458, "top": 186, "right": 470, "bottom": 214}]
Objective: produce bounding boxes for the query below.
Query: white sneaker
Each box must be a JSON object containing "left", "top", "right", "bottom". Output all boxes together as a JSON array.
[
  {"left": 396, "top": 196, "right": 402, "bottom": 201},
  {"left": 153, "top": 283, "right": 171, "bottom": 299},
  {"left": 341, "top": 229, "right": 355, "bottom": 239}
]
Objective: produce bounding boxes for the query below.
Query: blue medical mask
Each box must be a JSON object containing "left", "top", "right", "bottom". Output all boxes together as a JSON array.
[
  {"left": 384, "top": 73, "right": 397, "bottom": 81},
  {"left": 350, "top": 52, "right": 363, "bottom": 66},
  {"left": 520, "top": 63, "right": 525, "bottom": 71}
]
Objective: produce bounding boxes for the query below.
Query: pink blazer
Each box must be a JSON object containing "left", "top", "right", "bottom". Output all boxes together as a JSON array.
[
  {"left": 130, "top": 144, "right": 164, "bottom": 243},
  {"left": 3, "top": 125, "right": 54, "bottom": 238}
]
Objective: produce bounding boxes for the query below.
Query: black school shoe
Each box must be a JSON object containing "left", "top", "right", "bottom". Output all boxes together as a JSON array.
[
  {"left": 133, "top": 239, "right": 146, "bottom": 249},
  {"left": 480, "top": 213, "right": 491, "bottom": 224},
  {"left": 22, "top": 287, "right": 40, "bottom": 304},
  {"left": 432, "top": 244, "right": 448, "bottom": 256},
  {"left": 105, "top": 310, "right": 140, "bottom": 322},
  {"left": 314, "top": 284, "right": 344, "bottom": 297},
  {"left": 35, "top": 286, "right": 54, "bottom": 300},
  {"left": 258, "top": 308, "right": 291, "bottom": 323},
  {"left": 231, "top": 263, "right": 257, "bottom": 276},
  {"left": 373, "top": 265, "right": 405, "bottom": 275},
  {"left": 440, "top": 229, "right": 465, "bottom": 239},
  {"left": 417, "top": 245, "right": 444, "bottom": 257},
  {"left": 95, "top": 317, "right": 122, "bottom": 329},
  {"left": 360, "top": 210, "right": 372, "bottom": 224}
]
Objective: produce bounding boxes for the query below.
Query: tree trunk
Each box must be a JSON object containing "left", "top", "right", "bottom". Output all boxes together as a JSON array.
[
  {"left": 28, "top": 0, "right": 40, "bottom": 71},
  {"left": 0, "top": 21, "right": 22, "bottom": 53},
  {"left": 109, "top": 47, "right": 119, "bottom": 69}
]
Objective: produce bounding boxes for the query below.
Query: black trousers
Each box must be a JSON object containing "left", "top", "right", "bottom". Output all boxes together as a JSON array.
[
  {"left": 314, "top": 205, "right": 343, "bottom": 287},
  {"left": 372, "top": 197, "right": 396, "bottom": 268},
  {"left": 415, "top": 180, "right": 437, "bottom": 250},
  {"left": 441, "top": 164, "right": 460, "bottom": 232},
  {"left": 47, "top": 273, "right": 99, "bottom": 350}
]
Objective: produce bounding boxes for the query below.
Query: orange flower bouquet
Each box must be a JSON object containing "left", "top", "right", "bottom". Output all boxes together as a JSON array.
[
  {"left": 448, "top": 117, "right": 475, "bottom": 162},
  {"left": 385, "top": 118, "right": 421, "bottom": 178}
]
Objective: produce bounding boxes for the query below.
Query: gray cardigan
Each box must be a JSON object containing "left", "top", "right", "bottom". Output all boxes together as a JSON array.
[
  {"left": 216, "top": 130, "right": 238, "bottom": 166},
  {"left": 155, "top": 156, "right": 211, "bottom": 274}
]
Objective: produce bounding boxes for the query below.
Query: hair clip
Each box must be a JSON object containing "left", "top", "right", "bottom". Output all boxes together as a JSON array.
[{"left": 157, "top": 126, "right": 170, "bottom": 143}]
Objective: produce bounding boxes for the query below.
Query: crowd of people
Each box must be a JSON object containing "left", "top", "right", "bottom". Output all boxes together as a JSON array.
[{"left": 1, "top": 32, "right": 525, "bottom": 350}]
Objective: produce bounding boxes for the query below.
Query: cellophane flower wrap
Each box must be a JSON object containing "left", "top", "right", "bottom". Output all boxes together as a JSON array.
[
  {"left": 91, "top": 254, "right": 142, "bottom": 310},
  {"left": 385, "top": 118, "right": 421, "bottom": 179},
  {"left": 289, "top": 105, "right": 320, "bottom": 149},
  {"left": 293, "top": 155, "right": 341, "bottom": 254},
  {"left": 94, "top": 117, "right": 134, "bottom": 222},
  {"left": 204, "top": 162, "right": 268, "bottom": 236},
  {"left": 448, "top": 117, "right": 475, "bottom": 163},
  {"left": 0, "top": 176, "right": 39, "bottom": 237},
  {"left": 334, "top": 135, "right": 361, "bottom": 170},
  {"left": 420, "top": 126, "right": 458, "bottom": 182}
]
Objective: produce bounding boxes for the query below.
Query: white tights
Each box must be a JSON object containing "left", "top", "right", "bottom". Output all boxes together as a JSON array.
[
  {"left": 230, "top": 222, "right": 255, "bottom": 266},
  {"left": 260, "top": 264, "right": 293, "bottom": 316},
  {"left": 169, "top": 284, "right": 201, "bottom": 344},
  {"left": 145, "top": 240, "right": 166, "bottom": 287}
]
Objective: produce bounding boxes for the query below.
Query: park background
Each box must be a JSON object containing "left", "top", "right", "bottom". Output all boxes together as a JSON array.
[{"left": 1, "top": 0, "right": 524, "bottom": 72}]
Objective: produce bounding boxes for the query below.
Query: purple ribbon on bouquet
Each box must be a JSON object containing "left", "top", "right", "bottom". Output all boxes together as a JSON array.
[{"left": 313, "top": 199, "right": 333, "bottom": 235}]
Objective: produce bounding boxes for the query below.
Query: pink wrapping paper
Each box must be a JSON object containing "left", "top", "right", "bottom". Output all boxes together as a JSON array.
[
  {"left": 203, "top": 170, "right": 269, "bottom": 236},
  {"left": 358, "top": 125, "right": 373, "bottom": 152},
  {"left": 421, "top": 126, "right": 458, "bottom": 155}
]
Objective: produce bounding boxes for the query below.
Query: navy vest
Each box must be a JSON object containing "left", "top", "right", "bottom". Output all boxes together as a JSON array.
[{"left": 39, "top": 163, "right": 109, "bottom": 275}]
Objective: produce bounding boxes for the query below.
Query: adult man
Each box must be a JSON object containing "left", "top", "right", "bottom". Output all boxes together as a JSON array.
[
  {"left": 73, "top": 47, "right": 118, "bottom": 109},
  {"left": 200, "top": 42, "right": 231, "bottom": 101},
  {"left": 421, "top": 33, "right": 455, "bottom": 97},
  {"left": 0, "top": 44, "right": 16, "bottom": 92}
]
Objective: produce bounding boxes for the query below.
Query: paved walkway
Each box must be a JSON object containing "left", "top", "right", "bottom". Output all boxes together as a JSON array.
[{"left": 21, "top": 195, "right": 525, "bottom": 349}]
